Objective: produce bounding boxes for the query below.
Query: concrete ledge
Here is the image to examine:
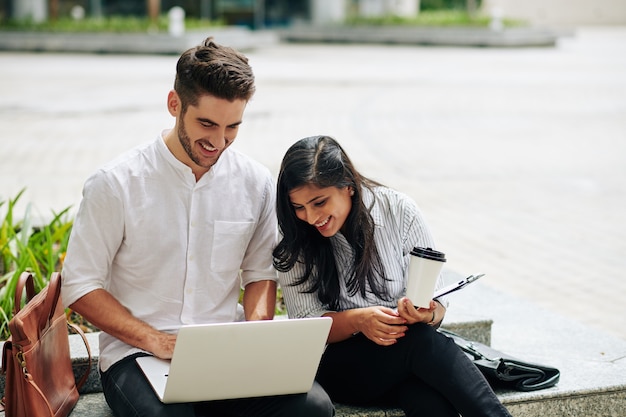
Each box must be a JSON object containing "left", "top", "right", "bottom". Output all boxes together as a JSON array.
[
  {"left": 0, "top": 25, "right": 561, "bottom": 56},
  {"left": 3, "top": 274, "right": 625, "bottom": 416},
  {"left": 0, "top": 27, "right": 278, "bottom": 55},
  {"left": 278, "top": 25, "right": 560, "bottom": 47},
  {"left": 500, "top": 387, "right": 625, "bottom": 417},
  {"left": 38, "top": 382, "right": 626, "bottom": 417},
  {"left": 68, "top": 394, "right": 409, "bottom": 417},
  {"left": 71, "top": 332, "right": 102, "bottom": 395}
]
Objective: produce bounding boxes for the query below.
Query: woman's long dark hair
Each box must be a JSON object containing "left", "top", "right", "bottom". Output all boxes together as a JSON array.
[{"left": 272, "top": 135, "right": 390, "bottom": 310}]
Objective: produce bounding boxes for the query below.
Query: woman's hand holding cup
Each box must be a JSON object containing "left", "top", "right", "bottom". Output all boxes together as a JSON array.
[{"left": 397, "top": 297, "right": 437, "bottom": 325}]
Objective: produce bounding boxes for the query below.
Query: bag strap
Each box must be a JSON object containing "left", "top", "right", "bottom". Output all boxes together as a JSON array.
[
  {"left": 24, "top": 373, "right": 56, "bottom": 417},
  {"left": 439, "top": 328, "right": 500, "bottom": 362},
  {"left": 54, "top": 271, "right": 93, "bottom": 391},
  {"left": 40, "top": 272, "right": 63, "bottom": 332},
  {"left": 15, "top": 272, "right": 63, "bottom": 337},
  {"left": 68, "top": 322, "right": 93, "bottom": 391},
  {"left": 13, "top": 271, "right": 36, "bottom": 315},
  {"left": 0, "top": 371, "right": 56, "bottom": 417}
]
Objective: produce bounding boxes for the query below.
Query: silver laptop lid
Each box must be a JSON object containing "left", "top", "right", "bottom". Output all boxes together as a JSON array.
[{"left": 137, "top": 317, "right": 332, "bottom": 403}]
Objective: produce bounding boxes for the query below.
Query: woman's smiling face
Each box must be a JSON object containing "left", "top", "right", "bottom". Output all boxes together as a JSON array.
[{"left": 289, "top": 184, "right": 353, "bottom": 237}]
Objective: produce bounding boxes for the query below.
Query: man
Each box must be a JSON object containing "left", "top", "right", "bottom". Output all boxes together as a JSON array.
[{"left": 61, "top": 37, "right": 334, "bottom": 417}]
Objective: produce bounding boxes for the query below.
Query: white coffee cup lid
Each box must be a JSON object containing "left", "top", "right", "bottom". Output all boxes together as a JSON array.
[{"left": 410, "top": 247, "right": 446, "bottom": 262}]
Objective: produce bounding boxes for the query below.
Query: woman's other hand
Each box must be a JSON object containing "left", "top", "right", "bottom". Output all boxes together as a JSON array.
[
  {"left": 355, "top": 306, "right": 408, "bottom": 346},
  {"left": 325, "top": 306, "right": 409, "bottom": 345}
]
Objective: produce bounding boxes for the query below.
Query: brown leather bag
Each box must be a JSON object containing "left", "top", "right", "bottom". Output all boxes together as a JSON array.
[{"left": 1, "top": 272, "right": 91, "bottom": 417}]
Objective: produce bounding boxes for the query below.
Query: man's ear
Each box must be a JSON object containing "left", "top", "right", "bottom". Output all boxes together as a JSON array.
[{"left": 167, "top": 90, "right": 181, "bottom": 116}]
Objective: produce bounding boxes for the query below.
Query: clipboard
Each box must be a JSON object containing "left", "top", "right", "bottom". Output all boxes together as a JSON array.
[{"left": 434, "top": 273, "right": 485, "bottom": 299}]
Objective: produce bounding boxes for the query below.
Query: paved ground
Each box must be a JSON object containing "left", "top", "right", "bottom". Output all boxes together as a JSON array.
[{"left": 1, "top": 26, "right": 625, "bottom": 340}]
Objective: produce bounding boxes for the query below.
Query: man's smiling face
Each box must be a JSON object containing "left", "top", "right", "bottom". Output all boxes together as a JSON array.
[{"left": 168, "top": 91, "right": 247, "bottom": 179}]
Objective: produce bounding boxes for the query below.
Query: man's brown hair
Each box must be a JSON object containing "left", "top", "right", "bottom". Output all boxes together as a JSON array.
[{"left": 174, "top": 37, "right": 255, "bottom": 113}]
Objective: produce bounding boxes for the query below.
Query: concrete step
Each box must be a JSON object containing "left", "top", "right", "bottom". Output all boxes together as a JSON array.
[
  {"left": 0, "top": 26, "right": 562, "bottom": 56},
  {"left": 66, "top": 277, "right": 626, "bottom": 417},
  {"left": 2, "top": 272, "right": 624, "bottom": 416},
  {"left": 447, "top": 279, "right": 626, "bottom": 417},
  {"left": 0, "top": 27, "right": 278, "bottom": 55},
  {"left": 277, "top": 25, "right": 561, "bottom": 48}
]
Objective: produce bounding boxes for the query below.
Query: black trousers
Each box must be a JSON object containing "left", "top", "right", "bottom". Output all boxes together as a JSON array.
[
  {"left": 316, "top": 324, "right": 512, "bottom": 417},
  {"left": 100, "top": 353, "right": 334, "bottom": 417}
]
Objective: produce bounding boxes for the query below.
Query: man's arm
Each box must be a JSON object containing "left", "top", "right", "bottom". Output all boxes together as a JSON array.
[
  {"left": 242, "top": 280, "right": 277, "bottom": 321},
  {"left": 69, "top": 289, "right": 177, "bottom": 359}
]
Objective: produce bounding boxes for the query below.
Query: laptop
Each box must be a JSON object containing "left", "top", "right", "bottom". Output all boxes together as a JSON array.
[{"left": 135, "top": 317, "right": 332, "bottom": 403}]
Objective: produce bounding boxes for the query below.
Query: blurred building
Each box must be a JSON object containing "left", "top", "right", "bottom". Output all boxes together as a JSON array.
[
  {"left": 1, "top": 0, "right": 310, "bottom": 27},
  {"left": 2, "top": 0, "right": 625, "bottom": 26},
  {"left": 482, "top": 0, "right": 626, "bottom": 27}
]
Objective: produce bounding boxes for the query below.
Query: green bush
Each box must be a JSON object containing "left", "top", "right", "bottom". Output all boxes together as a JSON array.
[
  {"left": 346, "top": 10, "right": 489, "bottom": 27},
  {"left": 0, "top": 189, "right": 73, "bottom": 340},
  {"left": 0, "top": 15, "right": 224, "bottom": 33},
  {"left": 421, "top": 0, "right": 483, "bottom": 11}
]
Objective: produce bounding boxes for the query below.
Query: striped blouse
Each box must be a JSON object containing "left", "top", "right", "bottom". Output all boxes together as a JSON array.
[{"left": 278, "top": 185, "right": 449, "bottom": 318}]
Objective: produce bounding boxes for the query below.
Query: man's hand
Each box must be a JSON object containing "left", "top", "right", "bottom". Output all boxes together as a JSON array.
[{"left": 148, "top": 332, "right": 178, "bottom": 359}]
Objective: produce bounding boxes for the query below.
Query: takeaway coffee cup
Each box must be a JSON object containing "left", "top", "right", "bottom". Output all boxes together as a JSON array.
[{"left": 405, "top": 247, "right": 446, "bottom": 308}]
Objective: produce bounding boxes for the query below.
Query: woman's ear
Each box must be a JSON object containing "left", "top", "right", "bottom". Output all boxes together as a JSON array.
[{"left": 349, "top": 187, "right": 355, "bottom": 196}]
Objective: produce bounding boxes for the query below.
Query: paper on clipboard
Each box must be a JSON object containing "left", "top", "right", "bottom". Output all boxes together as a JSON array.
[{"left": 433, "top": 274, "right": 485, "bottom": 299}]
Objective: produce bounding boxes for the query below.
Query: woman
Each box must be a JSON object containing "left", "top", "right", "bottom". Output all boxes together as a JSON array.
[{"left": 273, "top": 135, "right": 512, "bottom": 417}]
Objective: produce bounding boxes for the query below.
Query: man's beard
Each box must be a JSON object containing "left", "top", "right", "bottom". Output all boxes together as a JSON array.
[{"left": 178, "top": 117, "right": 214, "bottom": 170}]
